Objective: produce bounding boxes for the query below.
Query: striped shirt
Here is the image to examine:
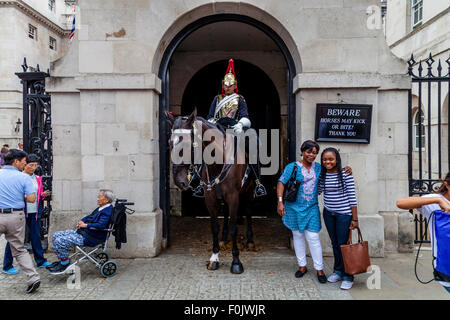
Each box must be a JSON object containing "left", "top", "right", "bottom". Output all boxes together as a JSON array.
[{"left": 318, "top": 170, "right": 357, "bottom": 215}]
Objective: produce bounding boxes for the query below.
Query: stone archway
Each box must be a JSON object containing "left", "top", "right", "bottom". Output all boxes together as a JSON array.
[{"left": 158, "top": 11, "right": 299, "bottom": 246}]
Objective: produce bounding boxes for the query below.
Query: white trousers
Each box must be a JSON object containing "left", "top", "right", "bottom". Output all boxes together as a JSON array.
[{"left": 292, "top": 230, "right": 324, "bottom": 270}]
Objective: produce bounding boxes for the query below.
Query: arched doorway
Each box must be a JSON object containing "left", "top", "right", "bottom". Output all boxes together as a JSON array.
[
  {"left": 180, "top": 59, "right": 281, "bottom": 217},
  {"left": 158, "top": 14, "right": 298, "bottom": 246}
]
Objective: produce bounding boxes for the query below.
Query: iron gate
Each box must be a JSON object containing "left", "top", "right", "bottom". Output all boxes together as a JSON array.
[
  {"left": 407, "top": 53, "right": 450, "bottom": 243},
  {"left": 15, "top": 58, "right": 53, "bottom": 249}
]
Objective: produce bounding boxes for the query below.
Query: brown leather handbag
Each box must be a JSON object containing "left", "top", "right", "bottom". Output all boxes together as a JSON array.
[{"left": 340, "top": 227, "right": 371, "bottom": 275}]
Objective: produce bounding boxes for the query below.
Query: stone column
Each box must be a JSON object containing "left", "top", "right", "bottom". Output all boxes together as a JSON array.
[{"left": 48, "top": 74, "right": 163, "bottom": 258}]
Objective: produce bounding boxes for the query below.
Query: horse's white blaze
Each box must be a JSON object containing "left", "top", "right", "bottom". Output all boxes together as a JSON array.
[{"left": 210, "top": 253, "right": 219, "bottom": 262}]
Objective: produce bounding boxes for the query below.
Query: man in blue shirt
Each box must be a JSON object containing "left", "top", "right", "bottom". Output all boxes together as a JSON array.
[{"left": 0, "top": 149, "right": 41, "bottom": 293}]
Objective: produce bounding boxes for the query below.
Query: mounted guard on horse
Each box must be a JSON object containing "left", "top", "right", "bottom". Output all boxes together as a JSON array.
[
  {"left": 191, "top": 58, "right": 267, "bottom": 199},
  {"left": 166, "top": 59, "right": 267, "bottom": 274}
]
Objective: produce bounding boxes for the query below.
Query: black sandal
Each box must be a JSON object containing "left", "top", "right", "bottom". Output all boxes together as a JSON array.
[
  {"left": 317, "top": 273, "right": 327, "bottom": 283},
  {"left": 295, "top": 268, "right": 307, "bottom": 278}
]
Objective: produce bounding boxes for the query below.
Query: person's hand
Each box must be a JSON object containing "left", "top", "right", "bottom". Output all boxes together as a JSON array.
[
  {"left": 350, "top": 220, "right": 359, "bottom": 230},
  {"left": 79, "top": 221, "right": 88, "bottom": 229},
  {"left": 438, "top": 198, "right": 450, "bottom": 213},
  {"left": 277, "top": 202, "right": 285, "bottom": 217},
  {"left": 76, "top": 221, "right": 87, "bottom": 229},
  {"left": 344, "top": 166, "right": 352, "bottom": 175},
  {"left": 42, "top": 190, "right": 50, "bottom": 198},
  {"left": 232, "top": 122, "right": 243, "bottom": 134}
]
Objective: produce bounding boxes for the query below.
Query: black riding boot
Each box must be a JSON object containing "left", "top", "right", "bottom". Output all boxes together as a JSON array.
[{"left": 250, "top": 164, "right": 267, "bottom": 197}]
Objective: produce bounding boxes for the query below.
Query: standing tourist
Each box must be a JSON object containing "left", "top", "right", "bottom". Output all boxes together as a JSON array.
[
  {"left": 0, "top": 149, "right": 40, "bottom": 293},
  {"left": 3, "top": 154, "right": 52, "bottom": 274},
  {"left": 0, "top": 145, "right": 9, "bottom": 168},
  {"left": 276, "top": 140, "right": 327, "bottom": 283},
  {"left": 318, "top": 147, "right": 359, "bottom": 290}
]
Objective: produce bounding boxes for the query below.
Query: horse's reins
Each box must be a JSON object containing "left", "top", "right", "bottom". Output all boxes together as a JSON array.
[{"left": 190, "top": 120, "right": 235, "bottom": 191}]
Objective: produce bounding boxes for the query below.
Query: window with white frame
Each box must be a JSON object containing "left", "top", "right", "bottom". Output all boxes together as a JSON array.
[
  {"left": 49, "top": 37, "right": 56, "bottom": 50},
  {"left": 411, "top": 0, "right": 423, "bottom": 29},
  {"left": 48, "top": 0, "right": 55, "bottom": 12},
  {"left": 28, "top": 24, "right": 37, "bottom": 40},
  {"left": 414, "top": 110, "right": 425, "bottom": 150}
]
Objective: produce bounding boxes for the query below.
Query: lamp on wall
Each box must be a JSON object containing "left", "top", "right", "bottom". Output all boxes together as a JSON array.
[{"left": 14, "top": 118, "right": 22, "bottom": 133}]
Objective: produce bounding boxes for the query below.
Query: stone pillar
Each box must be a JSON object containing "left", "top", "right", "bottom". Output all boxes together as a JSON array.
[{"left": 48, "top": 74, "right": 163, "bottom": 258}]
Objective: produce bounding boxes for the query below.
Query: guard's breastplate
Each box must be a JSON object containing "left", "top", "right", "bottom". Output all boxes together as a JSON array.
[{"left": 215, "top": 95, "right": 239, "bottom": 119}]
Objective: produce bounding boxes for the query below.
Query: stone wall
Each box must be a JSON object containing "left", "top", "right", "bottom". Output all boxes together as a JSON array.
[
  {"left": 0, "top": 1, "right": 67, "bottom": 147},
  {"left": 46, "top": 0, "right": 412, "bottom": 257}
]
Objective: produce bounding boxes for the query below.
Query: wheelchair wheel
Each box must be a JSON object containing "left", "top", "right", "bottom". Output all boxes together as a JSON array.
[
  {"left": 96, "top": 252, "right": 109, "bottom": 265},
  {"left": 100, "top": 261, "right": 117, "bottom": 278}
]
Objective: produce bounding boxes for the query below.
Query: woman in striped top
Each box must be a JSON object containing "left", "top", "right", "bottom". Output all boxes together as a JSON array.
[{"left": 318, "top": 147, "right": 359, "bottom": 290}]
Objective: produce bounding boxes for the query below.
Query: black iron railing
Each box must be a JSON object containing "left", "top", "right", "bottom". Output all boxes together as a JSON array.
[
  {"left": 407, "top": 53, "right": 450, "bottom": 243},
  {"left": 15, "top": 58, "right": 53, "bottom": 248}
]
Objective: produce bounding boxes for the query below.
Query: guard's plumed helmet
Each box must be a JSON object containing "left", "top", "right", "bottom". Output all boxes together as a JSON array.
[{"left": 222, "top": 59, "right": 238, "bottom": 93}]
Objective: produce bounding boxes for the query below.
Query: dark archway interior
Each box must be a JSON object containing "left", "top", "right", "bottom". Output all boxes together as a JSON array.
[{"left": 180, "top": 60, "right": 280, "bottom": 217}]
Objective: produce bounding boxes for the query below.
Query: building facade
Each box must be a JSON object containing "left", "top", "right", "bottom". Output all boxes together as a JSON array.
[
  {"left": 43, "top": 0, "right": 417, "bottom": 258},
  {"left": 386, "top": 0, "right": 449, "bottom": 182},
  {"left": 0, "top": 0, "right": 71, "bottom": 148}
]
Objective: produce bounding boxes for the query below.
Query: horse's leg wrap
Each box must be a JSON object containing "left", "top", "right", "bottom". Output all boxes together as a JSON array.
[{"left": 205, "top": 192, "right": 221, "bottom": 271}]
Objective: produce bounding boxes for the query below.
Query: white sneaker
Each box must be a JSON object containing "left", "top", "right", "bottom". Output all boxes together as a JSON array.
[
  {"left": 327, "top": 273, "right": 342, "bottom": 283},
  {"left": 340, "top": 280, "right": 353, "bottom": 290}
]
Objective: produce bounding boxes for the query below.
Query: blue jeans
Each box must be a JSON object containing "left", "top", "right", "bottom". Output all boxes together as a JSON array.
[
  {"left": 323, "top": 207, "right": 354, "bottom": 282},
  {"left": 3, "top": 213, "right": 47, "bottom": 270}
]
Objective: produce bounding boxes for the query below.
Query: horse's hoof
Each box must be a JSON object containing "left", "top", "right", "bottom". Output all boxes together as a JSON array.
[
  {"left": 230, "top": 263, "right": 244, "bottom": 274},
  {"left": 207, "top": 261, "right": 220, "bottom": 270},
  {"left": 247, "top": 242, "right": 255, "bottom": 249}
]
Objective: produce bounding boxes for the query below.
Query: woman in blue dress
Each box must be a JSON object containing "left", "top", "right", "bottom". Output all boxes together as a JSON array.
[{"left": 277, "top": 140, "right": 351, "bottom": 283}]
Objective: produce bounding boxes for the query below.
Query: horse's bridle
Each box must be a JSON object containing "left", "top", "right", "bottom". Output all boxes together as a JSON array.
[{"left": 170, "top": 120, "right": 234, "bottom": 191}]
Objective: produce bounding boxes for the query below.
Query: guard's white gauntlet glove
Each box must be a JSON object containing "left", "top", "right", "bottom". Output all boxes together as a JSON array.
[
  {"left": 232, "top": 122, "right": 244, "bottom": 134},
  {"left": 232, "top": 117, "right": 251, "bottom": 134},
  {"left": 207, "top": 118, "right": 217, "bottom": 124}
]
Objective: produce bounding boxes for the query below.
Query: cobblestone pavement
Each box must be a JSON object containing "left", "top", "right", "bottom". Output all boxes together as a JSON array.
[
  {"left": 0, "top": 235, "right": 352, "bottom": 300},
  {"left": 1, "top": 216, "right": 448, "bottom": 300}
]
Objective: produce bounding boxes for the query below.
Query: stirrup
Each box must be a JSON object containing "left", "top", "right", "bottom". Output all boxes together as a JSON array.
[
  {"left": 192, "top": 186, "right": 205, "bottom": 198},
  {"left": 254, "top": 183, "right": 267, "bottom": 198}
]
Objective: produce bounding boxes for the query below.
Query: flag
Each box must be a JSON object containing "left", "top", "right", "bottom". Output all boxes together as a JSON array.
[{"left": 69, "top": 5, "right": 76, "bottom": 43}]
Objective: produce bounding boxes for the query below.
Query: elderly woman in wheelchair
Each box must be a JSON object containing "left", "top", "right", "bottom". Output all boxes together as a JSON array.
[{"left": 47, "top": 189, "right": 116, "bottom": 275}]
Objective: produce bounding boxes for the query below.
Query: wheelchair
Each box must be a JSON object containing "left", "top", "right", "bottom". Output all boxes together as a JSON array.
[{"left": 51, "top": 198, "right": 134, "bottom": 279}]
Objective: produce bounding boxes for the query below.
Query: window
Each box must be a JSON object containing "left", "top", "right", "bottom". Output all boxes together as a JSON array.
[
  {"left": 28, "top": 24, "right": 37, "bottom": 40},
  {"left": 48, "top": 0, "right": 55, "bottom": 12},
  {"left": 411, "top": 0, "right": 423, "bottom": 29},
  {"left": 49, "top": 37, "right": 56, "bottom": 50},
  {"left": 414, "top": 110, "right": 425, "bottom": 150}
]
